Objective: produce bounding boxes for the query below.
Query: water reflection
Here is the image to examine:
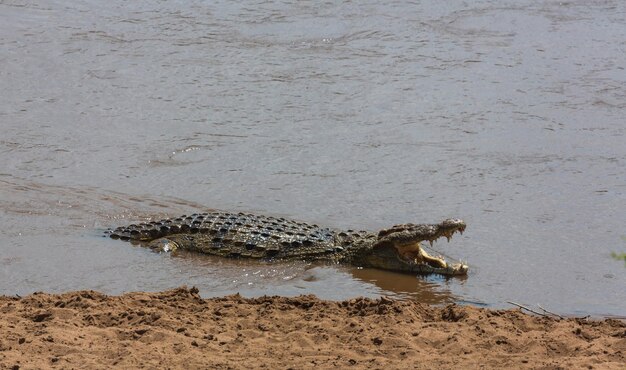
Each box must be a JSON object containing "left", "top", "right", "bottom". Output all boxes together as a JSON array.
[
  {"left": 348, "top": 267, "right": 462, "bottom": 305},
  {"left": 154, "top": 249, "right": 460, "bottom": 305}
]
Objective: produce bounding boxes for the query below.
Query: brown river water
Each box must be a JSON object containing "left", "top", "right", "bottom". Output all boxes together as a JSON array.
[{"left": 1, "top": 0, "right": 625, "bottom": 317}]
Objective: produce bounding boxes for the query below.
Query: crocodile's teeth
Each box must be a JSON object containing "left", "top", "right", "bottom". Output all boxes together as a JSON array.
[
  {"left": 446, "top": 235, "right": 451, "bottom": 242},
  {"left": 429, "top": 240, "right": 433, "bottom": 247}
]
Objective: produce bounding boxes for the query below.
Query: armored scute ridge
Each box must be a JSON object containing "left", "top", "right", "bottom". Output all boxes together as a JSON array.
[{"left": 108, "top": 211, "right": 468, "bottom": 276}]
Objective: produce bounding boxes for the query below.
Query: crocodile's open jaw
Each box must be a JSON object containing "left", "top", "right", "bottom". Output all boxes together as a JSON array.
[{"left": 363, "top": 219, "right": 468, "bottom": 276}]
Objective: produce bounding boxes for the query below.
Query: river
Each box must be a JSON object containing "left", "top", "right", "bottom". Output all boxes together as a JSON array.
[{"left": 1, "top": 0, "right": 624, "bottom": 317}]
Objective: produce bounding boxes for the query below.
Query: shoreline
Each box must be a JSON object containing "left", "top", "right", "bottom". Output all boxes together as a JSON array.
[{"left": 1, "top": 287, "right": 624, "bottom": 369}]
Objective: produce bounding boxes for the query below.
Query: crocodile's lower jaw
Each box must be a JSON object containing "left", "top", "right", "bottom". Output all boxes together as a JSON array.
[
  {"left": 394, "top": 240, "right": 467, "bottom": 276},
  {"left": 412, "top": 262, "right": 468, "bottom": 276}
]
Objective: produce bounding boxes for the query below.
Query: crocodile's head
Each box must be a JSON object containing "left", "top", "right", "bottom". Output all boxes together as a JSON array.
[{"left": 353, "top": 219, "right": 467, "bottom": 276}]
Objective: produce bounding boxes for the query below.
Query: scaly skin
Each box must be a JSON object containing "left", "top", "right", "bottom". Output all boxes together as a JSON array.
[{"left": 108, "top": 211, "right": 467, "bottom": 276}]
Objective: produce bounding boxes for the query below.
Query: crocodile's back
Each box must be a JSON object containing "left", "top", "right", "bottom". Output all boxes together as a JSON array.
[{"left": 108, "top": 212, "right": 343, "bottom": 259}]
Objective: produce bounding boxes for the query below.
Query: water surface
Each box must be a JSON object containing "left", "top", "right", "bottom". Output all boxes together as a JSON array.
[{"left": 1, "top": 0, "right": 625, "bottom": 317}]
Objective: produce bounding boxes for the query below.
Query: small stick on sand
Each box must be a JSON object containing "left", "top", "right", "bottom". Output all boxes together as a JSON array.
[
  {"left": 506, "top": 301, "right": 549, "bottom": 317},
  {"left": 537, "top": 304, "right": 565, "bottom": 319}
]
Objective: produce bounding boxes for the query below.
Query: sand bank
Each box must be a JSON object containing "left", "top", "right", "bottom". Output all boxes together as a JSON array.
[{"left": 1, "top": 287, "right": 624, "bottom": 369}]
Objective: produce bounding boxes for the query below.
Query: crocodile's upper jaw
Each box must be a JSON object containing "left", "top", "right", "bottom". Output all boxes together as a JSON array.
[{"left": 359, "top": 219, "right": 468, "bottom": 276}]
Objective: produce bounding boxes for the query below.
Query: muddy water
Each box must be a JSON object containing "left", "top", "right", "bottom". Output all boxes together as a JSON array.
[{"left": 1, "top": 0, "right": 625, "bottom": 317}]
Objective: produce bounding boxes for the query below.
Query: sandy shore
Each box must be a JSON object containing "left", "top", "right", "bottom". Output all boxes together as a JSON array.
[{"left": 0, "top": 287, "right": 624, "bottom": 369}]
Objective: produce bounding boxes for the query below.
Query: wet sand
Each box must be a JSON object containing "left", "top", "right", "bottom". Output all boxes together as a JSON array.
[{"left": 1, "top": 287, "right": 624, "bottom": 369}]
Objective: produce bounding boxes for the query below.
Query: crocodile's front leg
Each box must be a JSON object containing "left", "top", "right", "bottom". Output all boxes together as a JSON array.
[{"left": 146, "top": 237, "right": 181, "bottom": 253}]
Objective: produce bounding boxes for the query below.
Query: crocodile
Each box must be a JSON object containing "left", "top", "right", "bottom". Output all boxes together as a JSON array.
[{"left": 108, "top": 211, "right": 468, "bottom": 276}]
